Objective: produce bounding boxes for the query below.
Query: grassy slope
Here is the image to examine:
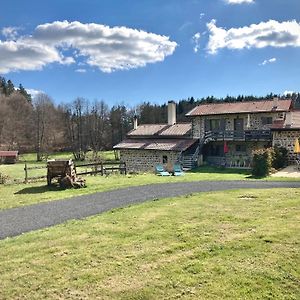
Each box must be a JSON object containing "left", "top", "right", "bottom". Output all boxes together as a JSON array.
[{"left": 0, "top": 189, "right": 299, "bottom": 299}]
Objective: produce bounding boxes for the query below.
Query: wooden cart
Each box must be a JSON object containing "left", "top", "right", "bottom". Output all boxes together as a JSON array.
[{"left": 47, "top": 159, "right": 76, "bottom": 186}]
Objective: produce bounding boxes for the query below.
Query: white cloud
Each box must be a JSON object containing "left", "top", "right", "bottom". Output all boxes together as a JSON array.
[
  {"left": 200, "top": 13, "right": 205, "bottom": 20},
  {"left": 75, "top": 68, "right": 87, "bottom": 73},
  {"left": 0, "top": 20, "right": 177, "bottom": 74},
  {"left": 260, "top": 57, "right": 277, "bottom": 66},
  {"left": 1, "top": 27, "right": 20, "bottom": 40},
  {"left": 225, "top": 0, "right": 255, "bottom": 4},
  {"left": 207, "top": 19, "right": 300, "bottom": 54},
  {"left": 26, "top": 88, "right": 44, "bottom": 98},
  {"left": 192, "top": 32, "right": 201, "bottom": 53},
  {"left": 283, "top": 90, "right": 295, "bottom": 96}
]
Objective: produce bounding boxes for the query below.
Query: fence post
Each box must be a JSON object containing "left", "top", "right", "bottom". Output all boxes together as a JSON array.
[
  {"left": 124, "top": 162, "right": 127, "bottom": 175},
  {"left": 101, "top": 162, "right": 104, "bottom": 176},
  {"left": 24, "top": 163, "right": 28, "bottom": 183}
]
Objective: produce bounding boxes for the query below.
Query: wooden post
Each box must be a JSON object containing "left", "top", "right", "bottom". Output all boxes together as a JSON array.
[
  {"left": 124, "top": 162, "right": 127, "bottom": 175},
  {"left": 101, "top": 162, "right": 104, "bottom": 176},
  {"left": 24, "top": 163, "right": 28, "bottom": 183}
]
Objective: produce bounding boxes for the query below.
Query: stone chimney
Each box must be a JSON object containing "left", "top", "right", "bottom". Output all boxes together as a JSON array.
[
  {"left": 133, "top": 115, "right": 138, "bottom": 130},
  {"left": 272, "top": 97, "right": 279, "bottom": 109},
  {"left": 168, "top": 101, "right": 176, "bottom": 125}
]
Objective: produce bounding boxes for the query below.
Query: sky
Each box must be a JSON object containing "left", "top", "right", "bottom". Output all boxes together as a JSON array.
[{"left": 0, "top": 0, "right": 299, "bottom": 106}]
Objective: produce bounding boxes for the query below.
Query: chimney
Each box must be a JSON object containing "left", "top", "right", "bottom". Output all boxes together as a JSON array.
[
  {"left": 133, "top": 115, "right": 138, "bottom": 130},
  {"left": 168, "top": 101, "right": 176, "bottom": 125},
  {"left": 285, "top": 112, "right": 292, "bottom": 127},
  {"left": 272, "top": 97, "right": 279, "bottom": 109}
]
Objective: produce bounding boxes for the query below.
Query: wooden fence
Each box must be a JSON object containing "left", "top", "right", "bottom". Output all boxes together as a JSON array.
[{"left": 24, "top": 161, "right": 126, "bottom": 182}]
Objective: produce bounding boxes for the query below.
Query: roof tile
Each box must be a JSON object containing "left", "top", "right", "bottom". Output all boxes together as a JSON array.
[{"left": 186, "top": 99, "right": 292, "bottom": 117}]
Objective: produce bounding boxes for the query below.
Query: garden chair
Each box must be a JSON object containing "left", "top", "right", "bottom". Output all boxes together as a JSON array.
[
  {"left": 173, "top": 164, "right": 184, "bottom": 176},
  {"left": 155, "top": 164, "right": 171, "bottom": 176}
]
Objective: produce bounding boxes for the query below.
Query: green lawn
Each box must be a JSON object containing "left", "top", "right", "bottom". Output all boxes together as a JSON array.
[
  {"left": 1, "top": 188, "right": 299, "bottom": 299},
  {"left": 1, "top": 165, "right": 299, "bottom": 211}
]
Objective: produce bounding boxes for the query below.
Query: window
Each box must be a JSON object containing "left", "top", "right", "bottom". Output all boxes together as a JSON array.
[
  {"left": 162, "top": 155, "right": 168, "bottom": 164},
  {"left": 210, "top": 119, "right": 221, "bottom": 131},
  {"left": 261, "top": 117, "right": 273, "bottom": 125},
  {"left": 235, "top": 144, "right": 246, "bottom": 152}
]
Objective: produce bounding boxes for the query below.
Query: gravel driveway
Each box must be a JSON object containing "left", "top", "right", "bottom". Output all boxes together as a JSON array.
[{"left": 1, "top": 180, "right": 300, "bottom": 239}]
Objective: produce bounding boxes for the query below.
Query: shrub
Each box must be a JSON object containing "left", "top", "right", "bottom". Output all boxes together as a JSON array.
[
  {"left": 0, "top": 172, "right": 9, "bottom": 184},
  {"left": 252, "top": 148, "right": 273, "bottom": 177},
  {"left": 272, "top": 145, "right": 288, "bottom": 170}
]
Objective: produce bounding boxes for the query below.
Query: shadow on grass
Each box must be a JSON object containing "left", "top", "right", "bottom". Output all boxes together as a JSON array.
[
  {"left": 189, "top": 166, "right": 251, "bottom": 175},
  {"left": 14, "top": 185, "right": 63, "bottom": 195}
]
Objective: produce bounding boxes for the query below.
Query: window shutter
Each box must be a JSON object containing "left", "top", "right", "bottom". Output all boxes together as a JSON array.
[
  {"left": 220, "top": 118, "right": 226, "bottom": 131},
  {"left": 205, "top": 119, "right": 210, "bottom": 131}
]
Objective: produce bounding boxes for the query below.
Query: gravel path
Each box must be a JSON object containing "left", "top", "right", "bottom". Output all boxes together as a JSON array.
[{"left": 1, "top": 180, "right": 300, "bottom": 239}]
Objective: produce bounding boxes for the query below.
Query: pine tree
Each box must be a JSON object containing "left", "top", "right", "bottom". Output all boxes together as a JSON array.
[
  {"left": 18, "top": 84, "right": 32, "bottom": 102},
  {"left": 6, "top": 80, "right": 15, "bottom": 95}
]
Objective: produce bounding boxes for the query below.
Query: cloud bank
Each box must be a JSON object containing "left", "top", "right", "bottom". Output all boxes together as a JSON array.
[
  {"left": 207, "top": 19, "right": 300, "bottom": 54},
  {"left": 0, "top": 21, "right": 177, "bottom": 74}
]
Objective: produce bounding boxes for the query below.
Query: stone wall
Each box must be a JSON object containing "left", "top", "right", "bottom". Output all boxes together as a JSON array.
[
  {"left": 120, "top": 149, "right": 181, "bottom": 173},
  {"left": 192, "top": 112, "right": 284, "bottom": 139},
  {"left": 272, "top": 130, "right": 300, "bottom": 162}
]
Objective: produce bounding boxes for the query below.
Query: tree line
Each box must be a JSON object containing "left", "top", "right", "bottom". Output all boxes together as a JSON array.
[{"left": 0, "top": 76, "right": 299, "bottom": 161}]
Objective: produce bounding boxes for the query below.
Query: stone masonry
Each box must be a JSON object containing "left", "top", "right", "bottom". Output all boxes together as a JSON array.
[
  {"left": 272, "top": 130, "right": 300, "bottom": 162},
  {"left": 120, "top": 149, "right": 181, "bottom": 173}
]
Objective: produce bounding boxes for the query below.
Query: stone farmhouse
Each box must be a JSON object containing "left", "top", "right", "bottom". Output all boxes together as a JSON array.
[{"left": 114, "top": 98, "right": 300, "bottom": 172}]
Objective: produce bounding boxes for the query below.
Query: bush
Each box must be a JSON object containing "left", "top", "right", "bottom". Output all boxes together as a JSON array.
[
  {"left": 0, "top": 172, "right": 9, "bottom": 184},
  {"left": 272, "top": 146, "right": 288, "bottom": 170},
  {"left": 252, "top": 148, "right": 273, "bottom": 177}
]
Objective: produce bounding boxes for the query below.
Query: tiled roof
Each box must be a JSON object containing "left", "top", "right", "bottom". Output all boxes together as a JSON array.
[
  {"left": 113, "top": 138, "right": 197, "bottom": 151},
  {"left": 186, "top": 99, "right": 292, "bottom": 117},
  {"left": 0, "top": 151, "right": 18, "bottom": 157},
  {"left": 271, "top": 111, "right": 300, "bottom": 130},
  {"left": 127, "top": 123, "right": 192, "bottom": 137}
]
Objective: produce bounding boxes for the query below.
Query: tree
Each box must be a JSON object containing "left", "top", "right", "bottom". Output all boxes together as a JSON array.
[
  {"left": 18, "top": 84, "right": 32, "bottom": 102},
  {"left": 64, "top": 98, "right": 89, "bottom": 161}
]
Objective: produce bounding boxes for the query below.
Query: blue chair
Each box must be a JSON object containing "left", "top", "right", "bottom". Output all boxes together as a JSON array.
[
  {"left": 155, "top": 164, "right": 171, "bottom": 176},
  {"left": 173, "top": 164, "right": 184, "bottom": 176}
]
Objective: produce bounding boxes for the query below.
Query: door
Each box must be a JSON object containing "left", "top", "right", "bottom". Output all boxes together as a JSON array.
[{"left": 234, "top": 118, "right": 244, "bottom": 139}]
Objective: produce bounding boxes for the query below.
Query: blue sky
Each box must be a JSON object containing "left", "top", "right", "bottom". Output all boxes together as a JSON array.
[{"left": 0, "top": 0, "right": 299, "bottom": 105}]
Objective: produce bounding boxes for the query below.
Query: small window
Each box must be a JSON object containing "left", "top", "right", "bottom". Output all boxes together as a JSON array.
[
  {"left": 261, "top": 117, "right": 273, "bottom": 125},
  {"left": 210, "top": 119, "right": 221, "bottom": 131},
  {"left": 163, "top": 155, "right": 168, "bottom": 164},
  {"left": 235, "top": 144, "right": 246, "bottom": 152}
]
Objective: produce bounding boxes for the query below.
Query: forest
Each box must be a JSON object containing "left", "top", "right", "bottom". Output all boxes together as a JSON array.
[{"left": 0, "top": 76, "right": 299, "bottom": 161}]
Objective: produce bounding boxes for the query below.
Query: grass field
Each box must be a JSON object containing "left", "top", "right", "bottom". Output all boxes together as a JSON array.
[
  {"left": 1, "top": 188, "right": 299, "bottom": 299},
  {"left": 0, "top": 151, "right": 117, "bottom": 182},
  {"left": 0, "top": 166, "right": 251, "bottom": 210},
  {"left": 1, "top": 162, "right": 300, "bottom": 211}
]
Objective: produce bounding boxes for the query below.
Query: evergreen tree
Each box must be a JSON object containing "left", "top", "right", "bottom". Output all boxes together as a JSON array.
[
  {"left": 6, "top": 80, "right": 15, "bottom": 95},
  {"left": 18, "top": 84, "right": 32, "bottom": 102}
]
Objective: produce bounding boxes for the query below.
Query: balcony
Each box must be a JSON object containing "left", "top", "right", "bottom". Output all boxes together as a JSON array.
[{"left": 204, "top": 130, "right": 272, "bottom": 142}]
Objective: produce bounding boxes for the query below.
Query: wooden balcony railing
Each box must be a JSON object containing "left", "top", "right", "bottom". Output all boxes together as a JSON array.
[{"left": 204, "top": 130, "right": 272, "bottom": 141}]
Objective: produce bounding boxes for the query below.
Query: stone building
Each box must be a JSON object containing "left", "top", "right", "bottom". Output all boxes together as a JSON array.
[
  {"left": 115, "top": 98, "right": 300, "bottom": 172},
  {"left": 113, "top": 101, "right": 198, "bottom": 172},
  {"left": 186, "top": 98, "right": 297, "bottom": 167},
  {"left": 271, "top": 111, "right": 300, "bottom": 162}
]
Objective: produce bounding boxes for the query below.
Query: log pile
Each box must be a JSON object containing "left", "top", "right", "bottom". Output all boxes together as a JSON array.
[{"left": 47, "top": 159, "right": 86, "bottom": 189}]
